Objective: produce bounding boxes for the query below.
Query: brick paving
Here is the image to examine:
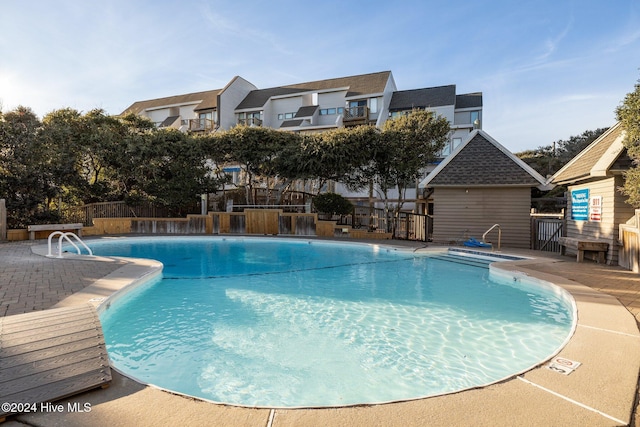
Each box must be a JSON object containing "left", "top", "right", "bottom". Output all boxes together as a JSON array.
[{"left": 0, "top": 240, "right": 126, "bottom": 317}]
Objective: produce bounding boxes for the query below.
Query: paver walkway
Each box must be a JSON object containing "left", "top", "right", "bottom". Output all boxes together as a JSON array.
[{"left": 0, "top": 241, "right": 126, "bottom": 317}]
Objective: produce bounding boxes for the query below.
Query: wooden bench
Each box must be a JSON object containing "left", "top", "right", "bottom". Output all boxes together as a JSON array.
[
  {"left": 27, "top": 223, "right": 83, "bottom": 240},
  {"left": 559, "top": 237, "right": 609, "bottom": 263}
]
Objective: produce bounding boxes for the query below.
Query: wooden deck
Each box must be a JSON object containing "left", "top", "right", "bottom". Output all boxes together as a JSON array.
[{"left": 0, "top": 304, "right": 112, "bottom": 421}]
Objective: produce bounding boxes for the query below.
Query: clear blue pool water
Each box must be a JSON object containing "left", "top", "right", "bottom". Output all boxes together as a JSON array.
[{"left": 93, "top": 237, "right": 574, "bottom": 408}]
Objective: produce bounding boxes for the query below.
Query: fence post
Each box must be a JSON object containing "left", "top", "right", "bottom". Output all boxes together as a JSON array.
[{"left": 0, "top": 199, "right": 6, "bottom": 241}]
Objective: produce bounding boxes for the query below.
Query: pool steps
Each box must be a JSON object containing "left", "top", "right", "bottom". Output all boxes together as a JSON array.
[
  {"left": 429, "top": 253, "right": 494, "bottom": 268},
  {"left": 448, "top": 248, "right": 523, "bottom": 261}
]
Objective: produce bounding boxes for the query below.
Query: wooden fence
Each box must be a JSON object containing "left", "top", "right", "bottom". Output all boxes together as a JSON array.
[
  {"left": 20, "top": 200, "right": 571, "bottom": 249},
  {"left": 63, "top": 201, "right": 170, "bottom": 226},
  {"left": 619, "top": 210, "right": 640, "bottom": 273}
]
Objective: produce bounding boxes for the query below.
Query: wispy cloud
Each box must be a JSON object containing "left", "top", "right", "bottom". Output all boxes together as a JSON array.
[
  {"left": 538, "top": 16, "right": 574, "bottom": 61},
  {"left": 200, "top": 4, "right": 293, "bottom": 56}
]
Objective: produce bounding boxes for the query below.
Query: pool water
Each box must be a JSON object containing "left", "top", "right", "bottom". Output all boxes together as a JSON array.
[{"left": 94, "top": 237, "right": 574, "bottom": 408}]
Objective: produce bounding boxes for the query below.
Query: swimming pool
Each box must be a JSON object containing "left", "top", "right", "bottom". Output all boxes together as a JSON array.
[{"left": 93, "top": 237, "right": 574, "bottom": 408}]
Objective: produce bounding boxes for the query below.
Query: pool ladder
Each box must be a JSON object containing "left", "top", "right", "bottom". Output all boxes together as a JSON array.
[
  {"left": 482, "top": 224, "right": 501, "bottom": 251},
  {"left": 47, "top": 231, "right": 93, "bottom": 258}
]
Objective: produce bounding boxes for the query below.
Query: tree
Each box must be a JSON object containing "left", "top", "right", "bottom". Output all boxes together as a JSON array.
[
  {"left": 137, "top": 128, "right": 222, "bottom": 215},
  {"left": 516, "top": 128, "right": 609, "bottom": 177},
  {"left": 212, "top": 126, "right": 302, "bottom": 205},
  {"left": 617, "top": 78, "right": 640, "bottom": 207},
  {"left": 373, "top": 110, "right": 450, "bottom": 231},
  {"left": 312, "top": 192, "right": 353, "bottom": 217},
  {"left": 0, "top": 107, "right": 58, "bottom": 227},
  {"left": 277, "top": 126, "right": 379, "bottom": 196}
]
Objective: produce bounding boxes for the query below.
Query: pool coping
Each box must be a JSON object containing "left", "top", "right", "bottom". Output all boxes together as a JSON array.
[{"left": 19, "top": 236, "right": 640, "bottom": 426}]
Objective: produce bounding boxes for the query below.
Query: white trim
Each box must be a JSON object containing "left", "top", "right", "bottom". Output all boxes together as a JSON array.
[
  {"left": 145, "top": 101, "right": 201, "bottom": 112},
  {"left": 270, "top": 87, "right": 351, "bottom": 100},
  {"left": 345, "top": 92, "right": 385, "bottom": 101},
  {"left": 590, "top": 129, "right": 627, "bottom": 177}
]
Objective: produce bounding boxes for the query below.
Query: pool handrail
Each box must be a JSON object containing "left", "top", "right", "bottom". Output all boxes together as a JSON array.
[
  {"left": 47, "top": 231, "right": 93, "bottom": 258},
  {"left": 482, "top": 224, "right": 501, "bottom": 251}
]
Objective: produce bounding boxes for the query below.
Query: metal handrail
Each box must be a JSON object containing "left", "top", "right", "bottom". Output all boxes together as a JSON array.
[
  {"left": 47, "top": 231, "right": 93, "bottom": 258},
  {"left": 482, "top": 224, "right": 501, "bottom": 251},
  {"left": 343, "top": 106, "right": 368, "bottom": 120}
]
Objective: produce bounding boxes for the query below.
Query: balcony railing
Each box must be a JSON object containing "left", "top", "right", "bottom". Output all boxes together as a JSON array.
[
  {"left": 343, "top": 106, "right": 369, "bottom": 125},
  {"left": 237, "top": 117, "right": 263, "bottom": 127},
  {"left": 188, "top": 118, "right": 217, "bottom": 132}
]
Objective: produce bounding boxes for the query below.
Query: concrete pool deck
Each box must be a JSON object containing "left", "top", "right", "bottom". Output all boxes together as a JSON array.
[{"left": 1, "top": 237, "right": 640, "bottom": 426}]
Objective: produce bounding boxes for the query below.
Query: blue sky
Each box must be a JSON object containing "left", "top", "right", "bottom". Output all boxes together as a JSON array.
[{"left": 1, "top": 0, "right": 639, "bottom": 152}]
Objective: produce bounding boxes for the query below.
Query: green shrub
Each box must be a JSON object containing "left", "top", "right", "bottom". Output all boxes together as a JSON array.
[{"left": 313, "top": 193, "right": 353, "bottom": 216}]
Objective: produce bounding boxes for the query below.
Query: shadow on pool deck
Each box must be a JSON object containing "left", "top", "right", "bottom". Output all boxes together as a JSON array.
[{"left": 1, "top": 237, "right": 640, "bottom": 426}]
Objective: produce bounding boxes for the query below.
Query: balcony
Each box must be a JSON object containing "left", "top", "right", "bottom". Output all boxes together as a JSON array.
[
  {"left": 188, "top": 118, "right": 217, "bottom": 132},
  {"left": 237, "top": 117, "right": 263, "bottom": 127},
  {"left": 342, "top": 106, "right": 369, "bottom": 126}
]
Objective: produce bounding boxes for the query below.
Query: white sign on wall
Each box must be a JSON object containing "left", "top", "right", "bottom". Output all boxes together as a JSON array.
[{"left": 589, "top": 196, "right": 602, "bottom": 222}]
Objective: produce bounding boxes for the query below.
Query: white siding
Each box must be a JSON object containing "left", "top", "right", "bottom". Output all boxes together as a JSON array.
[
  {"left": 218, "top": 77, "right": 257, "bottom": 130},
  {"left": 268, "top": 96, "right": 304, "bottom": 127},
  {"left": 431, "top": 187, "right": 532, "bottom": 249}
]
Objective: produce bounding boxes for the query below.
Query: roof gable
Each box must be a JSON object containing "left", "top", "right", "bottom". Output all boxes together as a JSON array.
[
  {"left": 552, "top": 123, "right": 627, "bottom": 184},
  {"left": 236, "top": 71, "right": 392, "bottom": 110},
  {"left": 420, "top": 130, "right": 548, "bottom": 188}
]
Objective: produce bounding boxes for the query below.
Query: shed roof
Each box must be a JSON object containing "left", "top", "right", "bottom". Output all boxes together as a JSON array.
[
  {"left": 280, "top": 119, "right": 305, "bottom": 128},
  {"left": 121, "top": 89, "right": 221, "bottom": 115},
  {"left": 420, "top": 130, "right": 549, "bottom": 189},
  {"left": 236, "top": 71, "right": 392, "bottom": 110},
  {"left": 389, "top": 85, "right": 456, "bottom": 111},
  {"left": 295, "top": 105, "right": 319, "bottom": 118},
  {"left": 551, "top": 123, "right": 629, "bottom": 185},
  {"left": 456, "top": 92, "right": 483, "bottom": 109}
]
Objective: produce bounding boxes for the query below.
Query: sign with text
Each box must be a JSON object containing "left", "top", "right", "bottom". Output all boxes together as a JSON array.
[
  {"left": 571, "top": 189, "right": 589, "bottom": 221},
  {"left": 589, "top": 196, "right": 602, "bottom": 222}
]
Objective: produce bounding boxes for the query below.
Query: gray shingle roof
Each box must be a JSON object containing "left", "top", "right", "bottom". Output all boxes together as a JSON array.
[
  {"left": 236, "top": 71, "right": 392, "bottom": 110},
  {"left": 121, "top": 89, "right": 221, "bottom": 115},
  {"left": 280, "top": 119, "right": 304, "bottom": 128},
  {"left": 389, "top": 86, "right": 456, "bottom": 111},
  {"left": 456, "top": 92, "right": 483, "bottom": 109},
  {"left": 423, "top": 132, "right": 545, "bottom": 187},
  {"left": 295, "top": 105, "right": 318, "bottom": 118},
  {"left": 159, "top": 116, "right": 179, "bottom": 127}
]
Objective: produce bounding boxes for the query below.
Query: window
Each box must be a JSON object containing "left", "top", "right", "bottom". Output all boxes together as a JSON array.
[
  {"left": 452, "top": 137, "right": 462, "bottom": 150},
  {"left": 369, "top": 98, "right": 378, "bottom": 114},
  {"left": 279, "top": 112, "right": 295, "bottom": 120},
  {"left": 439, "top": 142, "right": 451, "bottom": 157},
  {"left": 319, "top": 107, "right": 339, "bottom": 115},
  {"left": 238, "top": 111, "right": 262, "bottom": 126},
  {"left": 470, "top": 111, "right": 480, "bottom": 126},
  {"left": 390, "top": 110, "right": 410, "bottom": 118}
]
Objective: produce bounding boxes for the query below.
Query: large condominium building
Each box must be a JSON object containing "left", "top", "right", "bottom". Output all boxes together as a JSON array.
[{"left": 122, "top": 71, "right": 483, "bottom": 211}]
